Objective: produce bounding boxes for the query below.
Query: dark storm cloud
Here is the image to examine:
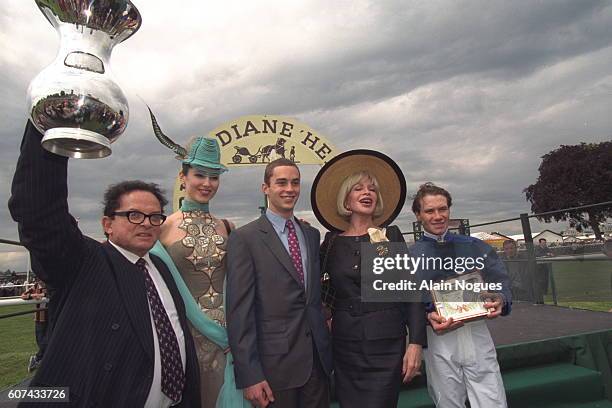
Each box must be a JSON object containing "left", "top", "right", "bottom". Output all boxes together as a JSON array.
[{"left": 171, "top": 1, "right": 612, "bottom": 116}]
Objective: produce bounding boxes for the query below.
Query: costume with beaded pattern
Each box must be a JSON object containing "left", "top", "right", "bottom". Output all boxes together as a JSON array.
[{"left": 166, "top": 208, "right": 229, "bottom": 408}]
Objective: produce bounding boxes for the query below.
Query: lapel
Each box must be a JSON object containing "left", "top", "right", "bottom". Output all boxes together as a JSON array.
[
  {"left": 149, "top": 254, "right": 197, "bottom": 367},
  {"left": 295, "top": 219, "right": 315, "bottom": 299},
  {"left": 102, "top": 242, "right": 154, "bottom": 362},
  {"left": 256, "top": 215, "right": 305, "bottom": 289},
  {"left": 149, "top": 254, "right": 187, "bottom": 324}
]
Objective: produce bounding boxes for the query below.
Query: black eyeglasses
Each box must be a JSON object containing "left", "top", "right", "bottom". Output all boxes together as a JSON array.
[{"left": 111, "top": 211, "right": 167, "bottom": 226}]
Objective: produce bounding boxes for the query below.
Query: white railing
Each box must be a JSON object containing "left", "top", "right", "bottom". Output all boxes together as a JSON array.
[
  {"left": 0, "top": 283, "right": 33, "bottom": 290},
  {"left": 0, "top": 297, "right": 47, "bottom": 307}
]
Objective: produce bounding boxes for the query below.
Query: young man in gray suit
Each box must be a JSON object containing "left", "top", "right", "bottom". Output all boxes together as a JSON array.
[{"left": 226, "top": 158, "right": 332, "bottom": 408}]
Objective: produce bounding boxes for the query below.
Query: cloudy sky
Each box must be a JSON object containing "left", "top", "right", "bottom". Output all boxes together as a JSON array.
[{"left": 1, "top": 0, "right": 611, "bottom": 270}]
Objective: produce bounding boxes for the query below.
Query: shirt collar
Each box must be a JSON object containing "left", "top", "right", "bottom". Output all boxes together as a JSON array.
[
  {"left": 266, "top": 208, "right": 295, "bottom": 234},
  {"left": 423, "top": 229, "right": 449, "bottom": 242},
  {"left": 108, "top": 239, "right": 153, "bottom": 266}
]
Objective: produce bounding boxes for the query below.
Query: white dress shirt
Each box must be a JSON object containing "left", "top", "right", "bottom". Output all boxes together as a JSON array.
[{"left": 109, "top": 241, "right": 186, "bottom": 408}]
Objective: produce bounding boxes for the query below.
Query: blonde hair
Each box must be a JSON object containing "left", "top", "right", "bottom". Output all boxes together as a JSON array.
[{"left": 336, "top": 171, "right": 384, "bottom": 219}]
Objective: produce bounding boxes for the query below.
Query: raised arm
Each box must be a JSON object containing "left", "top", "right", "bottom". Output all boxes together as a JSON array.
[{"left": 8, "top": 122, "right": 84, "bottom": 287}]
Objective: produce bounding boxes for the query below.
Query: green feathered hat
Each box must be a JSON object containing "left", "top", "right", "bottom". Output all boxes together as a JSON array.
[
  {"left": 148, "top": 106, "right": 227, "bottom": 174},
  {"left": 183, "top": 136, "right": 228, "bottom": 174}
]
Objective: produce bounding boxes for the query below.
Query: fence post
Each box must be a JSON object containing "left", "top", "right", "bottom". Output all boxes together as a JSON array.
[
  {"left": 520, "top": 213, "right": 542, "bottom": 304},
  {"left": 549, "top": 270, "right": 558, "bottom": 306},
  {"left": 259, "top": 194, "right": 267, "bottom": 215}
]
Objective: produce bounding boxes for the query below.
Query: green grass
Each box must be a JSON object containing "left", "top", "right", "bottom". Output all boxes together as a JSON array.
[
  {"left": 0, "top": 304, "right": 37, "bottom": 389},
  {"left": 544, "top": 261, "right": 612, "bottom": 312}
]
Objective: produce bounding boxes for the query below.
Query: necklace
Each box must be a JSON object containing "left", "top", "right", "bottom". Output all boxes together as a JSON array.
[{"left": 180, "top": 198, "right": 209, "bottom": 212}]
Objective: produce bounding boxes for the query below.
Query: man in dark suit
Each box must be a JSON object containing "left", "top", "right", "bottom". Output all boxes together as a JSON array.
[
  {"left": 9, "top": 122, "right": 200, "bottom": 407},
  {"left": 226, "top": 158, "right": 332, "bottom": 408},
  {"left": 534, "top": 238, "right": 552, "bottom": 299}
]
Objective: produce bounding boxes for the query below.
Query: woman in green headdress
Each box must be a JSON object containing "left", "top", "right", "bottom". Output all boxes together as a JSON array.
[{"left": 148, "top": 109, "right": 248, "bottom": 408}]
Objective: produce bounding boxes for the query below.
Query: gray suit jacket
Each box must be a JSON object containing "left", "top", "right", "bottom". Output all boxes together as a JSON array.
[{"left": 226, "top": 215, "right": 332, "bottom": 391}]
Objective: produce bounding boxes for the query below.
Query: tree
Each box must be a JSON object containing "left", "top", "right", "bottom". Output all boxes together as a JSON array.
[{"left": 524, "top": 141, "right": 612, "bottom": 240}]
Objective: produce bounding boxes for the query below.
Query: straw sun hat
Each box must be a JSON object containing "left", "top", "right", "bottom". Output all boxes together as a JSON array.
[{"left": 311, "top": 149, "right": 406, "bottom": 232}]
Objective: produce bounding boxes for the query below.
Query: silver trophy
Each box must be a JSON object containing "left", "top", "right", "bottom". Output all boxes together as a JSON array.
[{"left": 27, "top": 0, "right": 142, "bottom": 158}]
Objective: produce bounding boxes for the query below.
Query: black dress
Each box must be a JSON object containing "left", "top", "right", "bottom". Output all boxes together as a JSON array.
[{"left": 321, "top": 226, "right": 427, "bottom": 408}]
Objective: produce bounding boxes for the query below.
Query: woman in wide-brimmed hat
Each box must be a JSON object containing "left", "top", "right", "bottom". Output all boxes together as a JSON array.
[
  {"left": 312, "top": 150, "right": 427, "bottom": 408},
  {"left": 147, "top": 109, "right": 248, "bottom": 408}
]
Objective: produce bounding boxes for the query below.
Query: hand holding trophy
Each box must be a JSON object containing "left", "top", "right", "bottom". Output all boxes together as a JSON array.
[{"left": 27, "top": 0, "right": 142, "bottom": 158}]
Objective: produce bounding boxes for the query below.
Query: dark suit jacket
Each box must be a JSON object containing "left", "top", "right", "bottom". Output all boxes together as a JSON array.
[
  {"left": 8, "top": 122, "right": 200, "bottom": 407},
  {"left": 226, "top": 215, "right": 332, "bottom": 391},
  {"left": 320, "top": 225, "right": 427, "bottom": 345}
]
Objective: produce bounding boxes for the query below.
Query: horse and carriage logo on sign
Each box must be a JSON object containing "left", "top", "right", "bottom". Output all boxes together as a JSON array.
[
  {"left": 153, "top": 113, "right": 338, "bottom": 212},
  {"left": 231, "top": 137, "right": 297, "bottom": 164}
]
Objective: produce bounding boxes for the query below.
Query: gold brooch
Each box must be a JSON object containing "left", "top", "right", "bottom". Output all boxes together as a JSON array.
[{"left": 376, "top": 244, "right": 389, "bottom": 257}]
